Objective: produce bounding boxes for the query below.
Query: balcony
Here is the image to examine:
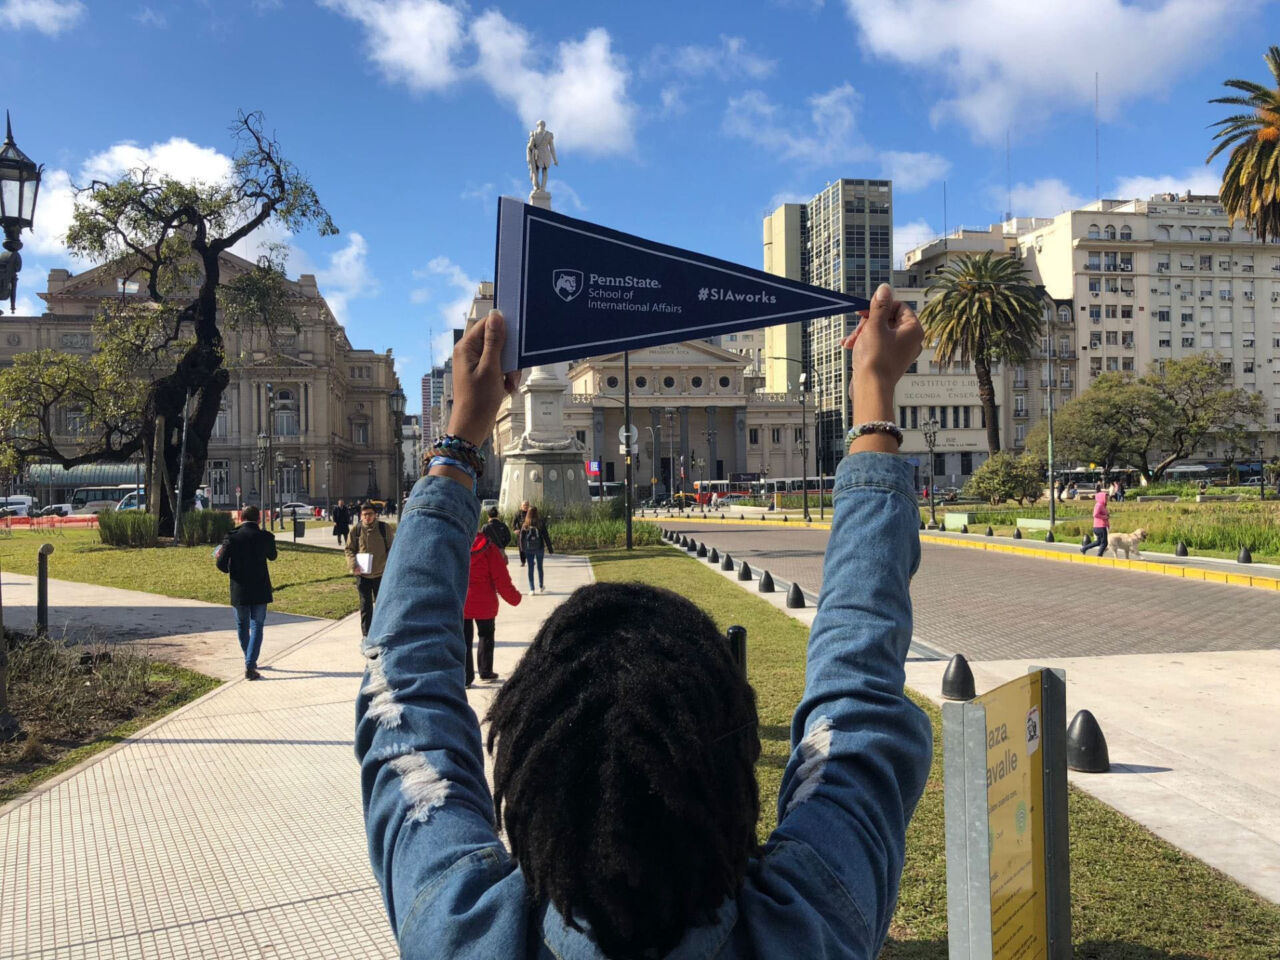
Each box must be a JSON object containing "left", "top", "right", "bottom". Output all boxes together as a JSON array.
[{"left": 1156, "top": 265, "right": 1169, "bottom": 273}]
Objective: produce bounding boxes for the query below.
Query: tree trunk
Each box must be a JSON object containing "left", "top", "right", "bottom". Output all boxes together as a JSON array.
[{"left": 974, "top": 354, "right": 1001, "bottom": 454}]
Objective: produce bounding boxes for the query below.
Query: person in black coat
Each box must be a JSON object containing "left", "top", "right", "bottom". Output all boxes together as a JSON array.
[
  {"left": 332, "top": 499, "right": 351, "bottom": 544},
  {"left": 216, "top": 504, "right": 278, "bottom": 680}
]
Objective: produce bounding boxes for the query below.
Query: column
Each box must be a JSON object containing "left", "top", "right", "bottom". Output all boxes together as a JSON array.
[
  {"left": 592, "top": 408, "right": 606, "bottom": 464},
  {"left": 649, "top": 408, "right": 662, "bottom": 491},
  {"left": 679, "top": 406, "right": 690, "bottom": 494},
  {"left": 734, "top": 407, "right": 748, "bottom": 475},
  {"left": 706, "top": 407, "right": 720, "bottom": 480}
]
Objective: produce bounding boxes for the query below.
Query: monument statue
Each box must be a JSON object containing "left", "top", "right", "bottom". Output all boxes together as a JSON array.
[
  {"left": 526, "top": 120, "right": 558, "bottom": 193},
  {"left": 500, "top": 120, "right": 587, "bottom": 513}
]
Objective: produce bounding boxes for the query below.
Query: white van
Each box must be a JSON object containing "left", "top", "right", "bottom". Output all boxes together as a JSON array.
[
  {"left": 71, "top": 484, "right": 141, "bottom": 515},
  {"left": 0, "top": 496, "right": 35, "bottom": 517}
]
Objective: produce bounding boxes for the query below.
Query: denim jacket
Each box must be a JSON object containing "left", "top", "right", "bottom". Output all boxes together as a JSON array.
[{"left": 356, "top": 452, "right": 933, "bottom": 959}]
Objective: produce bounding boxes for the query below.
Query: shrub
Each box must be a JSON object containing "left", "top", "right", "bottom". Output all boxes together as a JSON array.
[
  {"left": 963, "top": 452, "right": 1044, "bottom": 506},
  {"left": 178, "top": 510, "right": 234, "bottom": 546},
  {"left": 97, "top": 510, "right": 158, "bottom": 548}
]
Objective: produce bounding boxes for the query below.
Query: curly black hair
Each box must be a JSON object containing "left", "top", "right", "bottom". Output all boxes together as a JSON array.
[{"left": 485, "top": 581, "right": 760, "bottom": 959}]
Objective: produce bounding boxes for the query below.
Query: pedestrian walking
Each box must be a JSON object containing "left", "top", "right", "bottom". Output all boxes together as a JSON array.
[
  {"left": 1080, "top": 489, "right": 1111, "bottom": 557},
  {"left": 346, "top": 501, "right": 395, "bottom": 641},
  {"left": 481, "top": 506, "right": 512, "bottom": 550},
  {"left": 514, "top": 499, "right": 530, "bottom": 566},
  {"left": 332, "top": 498, "right": 351, "bottom": 544},
  {"left": 518, "top": 506, "right": 553, "bottom": 593},
  {"left": 215, "top": 504, "right": 277, "bottom": 681},
  {"left": 463, "top": 525, "right": 522, "bottom": 686}
]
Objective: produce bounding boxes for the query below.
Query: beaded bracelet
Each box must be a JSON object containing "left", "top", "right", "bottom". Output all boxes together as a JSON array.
[
  {"left": 427, "top": 455, "right": 478, "bottom": 484},
  {"left": 424, "top": 434, "right": 486, "bottom": 477}
]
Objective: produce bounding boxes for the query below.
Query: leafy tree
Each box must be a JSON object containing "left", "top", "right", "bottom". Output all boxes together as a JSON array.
[
  {"left": 963, "top": 451, "right": 1045, "bottom": 506},
  {"left": 1025, "top": 373, "right": 1158, "bottom": 481},
  {"left": 919, "top": 251, "right": 1044, "bottom": 454},
  {"left": 0, "top": 112, "right": 334, "bottom": 525},
  {"left": 1209, "top": 45, "right": 1280, "bottom": 241},
  {"left": 1131, "top": 354, "right": 1263, "bottom": 482}
]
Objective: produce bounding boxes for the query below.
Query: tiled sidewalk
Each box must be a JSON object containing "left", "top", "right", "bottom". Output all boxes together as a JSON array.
[{"left": 0, "top": 553, "right": 593, "bottom": 959}]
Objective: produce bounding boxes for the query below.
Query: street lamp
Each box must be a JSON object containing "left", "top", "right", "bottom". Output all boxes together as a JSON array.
[
  {"left": 1257, "top": 438, "right": 1266, "bottom": 502},
  {"left": 0, "top": 114, "right": 43, "bottom": 314},
  {"left": 767, "top": 355, "right": 812, "bottom": 522},
  {"left": 1035, "top": 288, "right": 1058, "bottom": 529},
  {"left": 644, "top": 425, "right": 659, "bottom": 498},
  {"left": 922, "top": 417, "right": 939, "bottom": 528},
  {"left": 256, "top": 433, "right": 268, "bottom": 512},
  {"left": 814, "top": 380, "right": 825, "bottom": 520},
  {"left": 324, "top": 458, "right": 332, "bottom": 516},
  {"left": 664, "top": 407, "right": 677, "bottom": 509},
  {"left": 390, "top": 387, "right": 406, "bottom": 511},
  {"left": 275, "top": 452, "right": 285, "bottom": 530}
]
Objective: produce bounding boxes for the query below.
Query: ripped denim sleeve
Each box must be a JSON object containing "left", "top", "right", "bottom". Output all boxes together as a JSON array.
[{"left": 770, "top": 453, "right": 934, "bottom": 955}]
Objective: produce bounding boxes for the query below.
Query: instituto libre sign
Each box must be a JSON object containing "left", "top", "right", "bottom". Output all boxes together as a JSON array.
[{"left": 898, "top": 377, "right": 984, "bottom": 405}]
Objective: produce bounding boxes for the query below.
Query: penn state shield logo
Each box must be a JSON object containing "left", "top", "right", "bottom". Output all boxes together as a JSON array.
[{"left": 552, "top": 269, "right": 584, "bottom": 303}]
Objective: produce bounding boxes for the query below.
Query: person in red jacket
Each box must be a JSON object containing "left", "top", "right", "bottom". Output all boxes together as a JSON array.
[{"left": 463, "top": 528, "right": 522, "bottom": 686}]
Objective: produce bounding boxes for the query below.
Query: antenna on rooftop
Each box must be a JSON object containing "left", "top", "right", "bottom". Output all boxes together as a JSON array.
[
  {"left": 1005, "top": 130, "right": 1013, "bottom": 223},
  {"left": 1095, "top": 71, "right": 1101, "bottom": 201},
  {"left": 942, "top": 180, "right": 948, "bottom": 251}
]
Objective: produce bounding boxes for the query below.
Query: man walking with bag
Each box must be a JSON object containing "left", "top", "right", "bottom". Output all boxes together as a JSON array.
[
  {"left": 216, "top": 504, "right": 277, "bottom": 681},
  {"left": 346, "top": 501, "right": 395, "bottom": 642}
]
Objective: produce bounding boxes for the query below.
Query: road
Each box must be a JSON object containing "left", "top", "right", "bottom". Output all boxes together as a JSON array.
[{"left": 662, "top": 522, "right": 1280, "bottom": 661}]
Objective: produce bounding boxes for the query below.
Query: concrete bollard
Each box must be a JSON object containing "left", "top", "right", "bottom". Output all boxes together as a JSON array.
[
  {"left": 758, "top": 570, "right": 775, "bottom": 593},
  {"left": 920, "top": 519, "right": 926, "bottom": 530},
  {"left": 1013, "top": 527, "right": 1023, "bottom": 539},
  {"left": 961, "top": 524, "right": 969, "bottom": 534},
  {"left": 986, "top": 526, "right": 994, "bottom": 537},
  {"left": 782, "top": 515, "right": 788, "bottom": 522},
  {"left": 1238, "top": 546, "right": 1253, "bottom": 564},
  {"left": 708, "top": 548, "right": 719, "bottom": 564},
  {"left": 686, "top": 539, "right": 698, "bottom": 553},
  {"left": 721, "top": 553, "right": 734, "bottom": 571},
  {"left": 36, "top": 542, "right": 55, "bottom": 636},
  {"left": 1066, "top": 710, "right": 1110, "bottom": 773},
  {"left": 696, "top": 542, "right": 708, "bottom": 558},
  {"left": 1045, "top": 531, "right": 1055, "bottom": 543},
  {"left": 727, "top": 625, "right": 747, "bottom": 675},
  {"left": 738, "top": 561, "right": 752, "bottom": 581},
  {"left": 941, "top": 653, "right": 976, "bottom": 701},
  {"left": 785, "top": 581, "right": 805, "bottom": 608},
  {"left": 1176, "top": 541, "right": 1188, "bottom": 557}
]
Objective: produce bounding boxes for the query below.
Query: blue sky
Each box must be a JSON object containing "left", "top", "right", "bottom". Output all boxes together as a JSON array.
[{"left": 5, "top": 0, "right": 1278, "bottom": 413}]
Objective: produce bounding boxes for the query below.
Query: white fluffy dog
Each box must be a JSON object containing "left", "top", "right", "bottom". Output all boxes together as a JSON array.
[{"left": 1109, "top": 528, "right": 1148, "bottom": 560}]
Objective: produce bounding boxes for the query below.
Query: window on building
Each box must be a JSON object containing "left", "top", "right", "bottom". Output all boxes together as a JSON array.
[
  {"left": 1244, "top": 361, "right": 1255, "bottom": 373},
  {"left": 576, "top": 430, "right": 587, "bottom": 445},
  {"left": 933, "top": 453, "right": 946, "bottom": 475},
  {"left": 1183, "top": 336, "right": 1196, "bottom": 348},
  {"left": 1086, "top": 253, "right": 1101, "bottom": 270},
  {"left": 718, "top": 376, "right": 730, "bottom": 388},
  {"left": 1014, "top": 396, "right": 1026, "bottom": 415},
  {"left": 1106, "top": 357, "right": 1119, "bottom": 371},
  {"left": 208, "top": 461, "right": 229, "bottom": 502},
  {"left": 1121, "top": 305, "right": 1133, "bottom": 319},
  {"left": 1105, "top": 331, "right": 1118, "bottom": 345},
  {"left": 1106, "top": 277, "right": 1119, "bottom": 293},
  {"left": 960, "top": 452, "right": 973, "bottom": 474},
  {"left": 1120, "top": 226, "right": 1133, "bottom": 240},
  {"left": 1088, "top": 277, "right": 1101, "bottom": 293},
  {"left": 899, "top": 406, "right": 908, "bottom": 428},
  {"left": 65, "top": 407, "right": 86, "bottom": 438},
  {"left": 274, "top": 389, "right": 299, "bottom": 437},
  {"left": 352, "top": 420, "right": 369, "bottom": 446},
  {"left": 910, "top": 406, "right": 919, "bottom": 429},
  {"left": 1087, "top": 224, "right": 1101, "bottom": 239},
  {"left": 213, "top": 402, "right": 230, "bottom": 438},
  {"left": 1159, "top": 336, "right": 1172, "bottom": 348},
  {"left": 1089, "top": 306, "right": 1101, "bottom": 321},
  {"left": 1122, "top": 358, "right": 1134, "bottom": 372},
  {"left": 1090, "top": 331, "right": 1102, "bottom": 348},
  {"left": 635, "top": 376, "right": 648, "bottom": 388},
  {"left": 1157, "top": 255, "right": 1170, "bottom": 272},
  {"left": 1014, "top": 425, "right": 1026, "bottom": 444},
  {"left": 691, "top": 376, "right": 703, "bottom": 389},
  {"left": 1090, "top": 357, "right": 1102, "bottom": 374},
  {"left": 770, "top": 428, "right": 781, "bottom": 444},
  {"left": 1122, "top": 332, "right": 1134, "bottom": 348},
  {"left": 1104, "top": 225, "right": 1116, "bottom": 240},
  {"left": 1219, "top": 332, "right": 1233, "bottom": 348},
  {"left": 749, "top": 428, "right": 759, "bottom": 445},
  {"left": 1105, "top": 305, "right": 1117, "bottom": 319},
  {"left": 1200, "top": 333, "right": 1214, "bottom": 348},
  {"left": 606, "top": 376, "right": 618, "bottom": 388},
  {"left": 1157, "top": 309, "right": 1171, "bottom": 323}
]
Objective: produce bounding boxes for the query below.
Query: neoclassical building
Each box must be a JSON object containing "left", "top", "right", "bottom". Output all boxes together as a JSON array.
[
  {"left": 2, "top": 253, "right": 404, "bottom": 509},
  {"left": 491, "top": 339, "right": 808, "bottom": 498}
]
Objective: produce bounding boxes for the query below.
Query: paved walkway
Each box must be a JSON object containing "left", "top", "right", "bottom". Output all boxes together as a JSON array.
[
  {"left": 0, "top": 553, "right": 594, "bottom": 960},
  {"left": 1, "top": 573, "right": 327, "bottom": 680},
  {"left": 661, "top": 534, "right": 1280, "bottom": 906}
]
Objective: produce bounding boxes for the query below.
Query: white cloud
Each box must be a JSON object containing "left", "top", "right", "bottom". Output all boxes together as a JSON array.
[
  {"left": 880, "top": 150, "right": 949, "bottom": 193},
  {"left": 842, "top": 0, "right": 1250, "bottom": 142},
  {"left": 412, "top": 256, "right": 480, "bottom": 364},
  {"left": 659, "top": 85, "right": 686, "bottom": 116},
  {"left": 10, "top": 293, "right": 43, "bottom": 317},
  {"left": 1111, "top": 169, "right": 1223, "bottom": 200},
  {"left": 643, "top": 35, "right": 775, "bottom": 81},
  {"left": 471, "top": 11, "right": 635, "bottom": 156},
  {"left": 768, "top": 190, "right": 813, "bottom": 209},
  {"left": 0, "top": 0, "right": 84, "bottom": 34},
  {"left": 1002, "top": 178, "right": 1086, "bottom": 217},
  {"left": 723, "top": 83, "right": 864, "bottom": 166},
  {"left": 316, "top": 232, "right": 375, "bottom": 321},
  {"left": 893, "top": 219, "right": 936, "bottom": 268},
  {"left": 133, "top": 5, "right": 165, "bottom": 27},
  {"left": 318, "top": 0, "right": 465, "bottom": 92}
]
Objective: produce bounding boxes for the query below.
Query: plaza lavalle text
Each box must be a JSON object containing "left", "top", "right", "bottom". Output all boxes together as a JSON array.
[{"left": 986, "top": 721, "right": 1019, "bottom": 789}]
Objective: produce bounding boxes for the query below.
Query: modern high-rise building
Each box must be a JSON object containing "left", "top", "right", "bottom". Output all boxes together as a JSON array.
[
  {"left": 420, "top": 365, "right": 446, "bottom": 439},
  {"left": 762, "top": 179, "right": 893, "bottom": 472}
]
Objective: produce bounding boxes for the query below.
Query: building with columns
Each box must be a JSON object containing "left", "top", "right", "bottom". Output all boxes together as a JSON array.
[
  {"left": 3, "top": 253, "right": 404, "bottom": 510},
  {"left": 490, "top": 340, "right": 807, "bottom": 499}
]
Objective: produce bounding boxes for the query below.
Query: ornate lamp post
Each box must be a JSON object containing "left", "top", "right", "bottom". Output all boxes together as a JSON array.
[
  {"left": 922, "top": 417, "right": 939, "bottom": 529},
  {"left": 0, "top": 114, "right": 43, "bottom": 314},
  {"left": 814, "top": 380, "right": 825, "bottom": 520},
  {"left": 324, "top": 458, "right": 332, "bottom": 516},
  {"left": 274, "top": 452, "right": 284, "bottom": 529},
  {"left": 664, "top": 407, "right": 676, "bottom": 508},
  {"left": 644, "top": 425, "right": 659, "bottom": 499},
  {"left": 797, "top": 371, "right": 810, "bottom": 522},
  {"left": 255, "top": 433, "right": 268, "bottom": 512},
  {"left": 389, "top": 387, "right": 406, "bottom": 511}
]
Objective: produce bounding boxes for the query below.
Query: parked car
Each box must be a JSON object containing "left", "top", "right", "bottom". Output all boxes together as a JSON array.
[
  {"left": 716, "top": 494, "right": 749, "bottom": 506},
  {"left": 480, "top": 498, "right": 499, "bottom": 513},
  {"left": 1242, "top": 477, "right": 1263, "bottom": 487},
  {"left": 40, "top": 503, "right": 72, "bottom": 517},
  {"left": 280, "top": 501, "right": 314, "bottom": 517},
  {"left": 0, "top": 496, "right": 35, "bottom": 516}
]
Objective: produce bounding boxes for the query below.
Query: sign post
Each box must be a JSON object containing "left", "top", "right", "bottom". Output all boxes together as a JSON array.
[{"left": 943, "top": 668, "right": 1071, "bottom": 960}]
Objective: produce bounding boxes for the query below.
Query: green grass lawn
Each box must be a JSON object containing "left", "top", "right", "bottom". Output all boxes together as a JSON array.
[
  {"left": 590, "top": 546, "right": 1280, "bottom": 958},
  {"left": 0, "top": 529, "right": 359, "bottom": 620}
]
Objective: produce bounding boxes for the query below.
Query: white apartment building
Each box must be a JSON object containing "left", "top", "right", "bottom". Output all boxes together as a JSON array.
[{"left": 1018, "top": 193, "right": 1278, "bottom": 460}]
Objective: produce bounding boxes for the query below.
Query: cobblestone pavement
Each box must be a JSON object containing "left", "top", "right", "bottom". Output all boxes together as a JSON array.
[{"left": 665, "top": 522, "right": 1280, "bottom": 659}]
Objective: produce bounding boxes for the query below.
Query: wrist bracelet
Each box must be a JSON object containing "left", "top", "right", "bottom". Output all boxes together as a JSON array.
[
  {"left": 427, "top": 455, "right": 477, "bottom": 483},
  {"left": 424, "top": 434, "right": 486, "bottom": 478},
  {"left": 847, "top": 421, "right": 904, "bottom": 448}
]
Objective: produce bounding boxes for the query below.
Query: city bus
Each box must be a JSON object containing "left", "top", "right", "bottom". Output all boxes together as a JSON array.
[{"left": 692, "top": 479, "right": 754, "bottom": 505}]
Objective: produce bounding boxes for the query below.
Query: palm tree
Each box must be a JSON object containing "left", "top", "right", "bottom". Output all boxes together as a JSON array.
[
  {"left": 1209, "top": 45, "right": 1280, "bottom": 241},
  {"left": 919, "top": 250, "right": 1043, "bottom": 455}
]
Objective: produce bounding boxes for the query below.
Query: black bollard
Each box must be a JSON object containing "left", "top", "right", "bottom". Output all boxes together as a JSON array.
[
  {"left": 696, "top": 542, "right": 708, "bottom": 558},
  {"left": 1013, "top": 527, "right": 1023, "bottom": 539},
  {"left": 36, "top": 542, "right": 55, "bottom": 636},
  {"left": 1045, "top": 531, "right": 1055, "bottom": 543},
  {"left": 961, "top": 524, "right": 969, "bottom": 534},
  {"left": 1176, "top": 541, "right": 1188, "bottom": 557},
  {"left": 941, "top": 654, "right": 976, "bottom": 701},
  {"left": 708, "top": 547, "right": 719, "bottom": 564},
  {"left": 686, "top": 539, "right": 698, "bottom": 553},
  {"left": 920, "top": 518, "right": 926, "bottom": 530},
  {"left": 727, "top": 625, "right": 747, "bottom": 675},
  {"left": 785, "top": 581, "right": 805, "bottom": 608},
  {"left": 738, "top": 561, "right": 752, "bottom": 581},
  {"left": 721, "top": 553, "right": 734, "bottom": 571},
  {"left": 1238, "top": 546, "right": 1253, "bottom": 564},
  {"left": 782, "top": 515, "right": 788, "bottom": 522},
  {"left": 758, "top": 570, "right": 775, "bottom": 593},
  {"left": 1066, "top": 710, "right": 1110, "bottom": 773},
  {"left": 986, "top": 526, "right": 994, "bottom": 537}
]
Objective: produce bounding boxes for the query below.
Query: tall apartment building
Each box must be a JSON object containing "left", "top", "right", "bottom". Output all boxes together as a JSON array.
[
  {"left": 420, "top": 365, "right": 446, "bottom": 439},
  {"left": 762, "top": 179, "right": 893, "bottom": 471}
]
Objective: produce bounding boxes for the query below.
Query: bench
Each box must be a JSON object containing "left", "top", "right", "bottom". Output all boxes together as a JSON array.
[
  {"left": 1016, "top": 518, "right": 1054, "bottom": 531},
  {"left": 1196, "top": 495, "right": 1243, "bottom": 503},
  {"left": 1135, "top": 496, "right": 1179, "bottom": 503}
]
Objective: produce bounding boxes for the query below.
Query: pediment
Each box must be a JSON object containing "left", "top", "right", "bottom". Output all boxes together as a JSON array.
[
  {"left": 587, "top": 339, "right": 747, "bottom": 368},
  {"left": 242, "top": 351, "right": 319, "bottom": 369},
  {"left": 42, "top": 249, "right": 303, "bottom": 301}
]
